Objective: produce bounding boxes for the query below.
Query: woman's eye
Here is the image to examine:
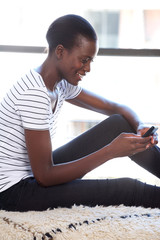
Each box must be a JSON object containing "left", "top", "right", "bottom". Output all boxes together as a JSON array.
[
  {"left": 81, "top": 59, "right": 88, "bottom": 64},
  {"left": 81, "top": 58, "right": 94, "bottom": 64}
]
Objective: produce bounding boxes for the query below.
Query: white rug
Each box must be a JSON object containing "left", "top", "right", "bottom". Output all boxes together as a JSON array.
[{"left": 0, "top": 205, "right": 160, "bottom": 240}]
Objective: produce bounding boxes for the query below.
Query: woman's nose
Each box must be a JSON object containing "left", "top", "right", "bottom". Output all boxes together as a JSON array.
[{"left": 83, "top": 62, "right": 91, "bottom": 73}]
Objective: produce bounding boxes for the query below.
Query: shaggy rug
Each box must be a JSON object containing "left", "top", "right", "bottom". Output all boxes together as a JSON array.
[{"left": 0, "top": 205, "right": 160, "bottom": 240}]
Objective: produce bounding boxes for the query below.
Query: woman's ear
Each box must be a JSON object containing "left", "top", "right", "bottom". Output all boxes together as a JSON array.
[{"left": 55, "top": 44, "right": 65, "bottom": 59}]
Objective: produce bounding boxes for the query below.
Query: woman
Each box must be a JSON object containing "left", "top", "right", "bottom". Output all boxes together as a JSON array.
[{"left": 0, "top": 14, "right": 160, "bottom": 211}]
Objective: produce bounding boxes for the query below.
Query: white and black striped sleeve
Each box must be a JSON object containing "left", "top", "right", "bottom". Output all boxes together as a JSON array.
[
  {"left": 61, "top": 80, "right": 82, "bottom": 100},
  {"left": 15, "top": 88, "right": 50, "bottom": 130}
]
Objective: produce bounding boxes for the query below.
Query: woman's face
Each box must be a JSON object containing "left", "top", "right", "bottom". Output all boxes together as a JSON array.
[{"left": 58, "top": 36, "right": 98, "bottom": 86}]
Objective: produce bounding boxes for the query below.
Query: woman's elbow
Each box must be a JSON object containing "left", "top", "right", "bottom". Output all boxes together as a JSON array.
[{"left": 34, "top": 172, "right": 53, "bottom": 187}]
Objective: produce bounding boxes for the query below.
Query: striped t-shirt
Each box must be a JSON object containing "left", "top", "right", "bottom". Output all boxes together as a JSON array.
[{"left": 0, "top": 69, "right": 82, "bottom": 192}]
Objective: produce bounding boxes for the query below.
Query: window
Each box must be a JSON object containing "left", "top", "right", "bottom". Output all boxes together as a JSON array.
[
  {"left": 1, "top": 0, "right": 160, "bottom": 49},
  {"left": 86, "top": 10, "right": 120, "bottom": 48},
  {"left": 86, "top": 9, "right": 160, "bottom": 49},
  {"left": 1, "top": 0, "right": 160, "bottom": 185}
]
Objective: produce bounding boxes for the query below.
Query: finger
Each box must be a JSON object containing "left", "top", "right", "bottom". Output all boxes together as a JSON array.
[
  {"left": 131, "top": 135, "right": 152, "bottom": 144},
  {"left": 131, "top": 145, "right": 148, "bottom": 156},
  {"left": 132, "top": 140, "right": 151, "bottom": 152},
  {"left": 130, "top": 146, "right": 147, "bottom": 156},
  {"left": 151, "top": 135, "right": 158, "bottom": 145}
]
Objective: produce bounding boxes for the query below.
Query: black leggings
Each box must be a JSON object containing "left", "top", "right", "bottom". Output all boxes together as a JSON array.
[{"left": 0, "top": 114, "right": 160, "bottom": 211}]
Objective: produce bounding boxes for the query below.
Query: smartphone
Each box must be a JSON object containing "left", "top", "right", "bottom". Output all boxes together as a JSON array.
[{"left": 142, "top": 126, "right": 158, "bottom": 137}]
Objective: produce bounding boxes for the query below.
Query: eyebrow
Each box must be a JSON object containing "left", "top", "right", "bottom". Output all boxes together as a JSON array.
[{"left": 85, "top": 56, "right": 94, "bottom": 61}]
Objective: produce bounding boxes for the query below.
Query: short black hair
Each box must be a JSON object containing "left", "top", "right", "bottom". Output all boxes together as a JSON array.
[{"left": 46, "top": 14, "right": 97, "bottom": 53}]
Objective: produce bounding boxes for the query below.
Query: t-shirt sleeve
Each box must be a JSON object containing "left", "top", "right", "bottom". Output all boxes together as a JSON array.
[
  {"left": 15, "top": 88, "right": 50, "bottom": 130},
  {"left": 62, "top": 80, "right": 82, "bottom": 100}
]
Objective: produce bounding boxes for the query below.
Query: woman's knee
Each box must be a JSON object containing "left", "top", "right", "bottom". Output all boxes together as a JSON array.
[
  {"left": 107, "top": 114, "right": 134, "bottom": 131},
  {"left": 101, "top": 114, "right": 135, "bottom": 138}
]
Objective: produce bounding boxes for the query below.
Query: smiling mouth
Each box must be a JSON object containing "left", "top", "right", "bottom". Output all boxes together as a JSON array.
[{"left": 76, "top": 72, "right": 85, "bottom": 80}]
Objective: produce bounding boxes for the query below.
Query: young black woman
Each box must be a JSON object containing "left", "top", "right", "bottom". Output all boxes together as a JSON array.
[{"left": 0, "top": 14, "right": 160, "bottom": 211}]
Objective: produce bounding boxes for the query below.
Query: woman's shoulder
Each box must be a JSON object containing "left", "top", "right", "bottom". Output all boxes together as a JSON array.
[{"left": 19, "top": 69, "right": 46, "bottom": 90}]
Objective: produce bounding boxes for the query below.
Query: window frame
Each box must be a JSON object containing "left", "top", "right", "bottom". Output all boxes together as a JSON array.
[{"left": 1, "top": 45, "right": 160, "bottom": 57}]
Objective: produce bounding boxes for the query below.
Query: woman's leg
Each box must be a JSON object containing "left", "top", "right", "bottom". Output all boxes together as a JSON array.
[
  {"left": 53, "top": 114, "right": 134, "bottom": 163},
  {"left": 53, "top": 114, "right": 160, "bottom": 178},
  {"left": 0, "top": 176, "right": 160, "bottom": 211},
  {"left": 1, "top": 114, "right": 160, "bottom": 212}
]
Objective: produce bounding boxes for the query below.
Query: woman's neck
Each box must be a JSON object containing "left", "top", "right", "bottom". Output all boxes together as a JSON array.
[{"left": 35, "top": 58, "right": 60, "bottom": 91}]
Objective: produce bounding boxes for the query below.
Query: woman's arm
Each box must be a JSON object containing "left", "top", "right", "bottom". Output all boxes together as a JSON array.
[
  {"left": 67, "top": 89, "right": 158, "bottom": 145},
  {"left": 67, "top": 88, "right": 142, "bottom": 132},
  {"left": 25, "top": 128, "right": 151, "bottom": 187}
]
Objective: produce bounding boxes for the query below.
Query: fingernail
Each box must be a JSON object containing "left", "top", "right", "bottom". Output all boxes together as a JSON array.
[{"left": 146, "top": 144, "right": 150, "bottom": 149}]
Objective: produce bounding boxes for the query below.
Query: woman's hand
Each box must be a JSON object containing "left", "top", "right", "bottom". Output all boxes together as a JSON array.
[
  {"left": 107, "top": 132, "right": 152, "bottom": 158},
  {"left": 137, "top": 125, "right": 158, "bottom": 147}
]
